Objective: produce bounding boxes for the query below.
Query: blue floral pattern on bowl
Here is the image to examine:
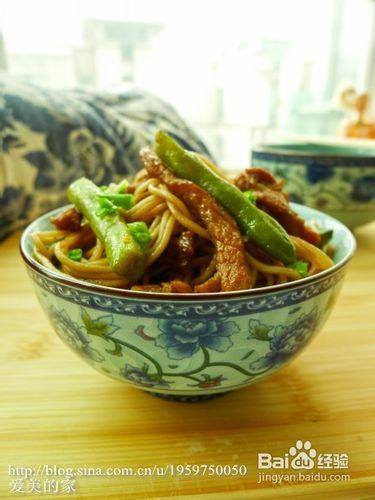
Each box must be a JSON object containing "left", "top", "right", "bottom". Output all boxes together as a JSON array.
[
  {"left": 306, "top": 162, "right": 335, "bottom": 184},
  {"left": 247, "top": 307, "right": 319, "bottom": 371},
  {"left": 154, "top": 319, "right": 239, "bottom": 360},
  {"left": 252, "top": 145, "right": 375, "bottom": 228},
  {"left": 351, "top": 175, "right": 375, "bottom": 202},
  {"left": 40, "top": 301, "right": 327, "bottom": 393}
]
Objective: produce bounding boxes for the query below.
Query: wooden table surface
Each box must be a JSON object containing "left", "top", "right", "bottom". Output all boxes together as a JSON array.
[{"left": 1, "top": 224, "right": 374, "bottom": 499}]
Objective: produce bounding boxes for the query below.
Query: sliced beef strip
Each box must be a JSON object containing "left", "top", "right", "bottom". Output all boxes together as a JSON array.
[
  {"left": 50, "top": 207, "right": 82, "bottom": 232},
  {"left": 140, "top": 147, "right": 251, "bottom": 291},
  {"left": 194, "top": 274, "right": 221, "bottom": 293},
  {"left": 163, "top": 230, "right": 195, "bottom": 268},
  {"left": 233, "top": 167, "right": 321, "bottom": 246}
]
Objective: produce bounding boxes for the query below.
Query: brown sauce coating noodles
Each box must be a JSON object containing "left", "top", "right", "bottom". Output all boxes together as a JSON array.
[{"left": 32, "top": 168, "right": 334, "bottom": 292}]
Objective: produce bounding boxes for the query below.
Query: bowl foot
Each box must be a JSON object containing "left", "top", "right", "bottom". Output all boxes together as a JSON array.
[{"left": 147, "top": 391, "right": 228, "bottom": 402}]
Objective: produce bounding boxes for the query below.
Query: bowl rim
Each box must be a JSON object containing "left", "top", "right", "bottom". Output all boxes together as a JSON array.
[
  {"left": 252, "top": 142, "right": 375, "bottom": 162},
  {"left": 20, "top": 203, "right": 357, "bottom": 301}
]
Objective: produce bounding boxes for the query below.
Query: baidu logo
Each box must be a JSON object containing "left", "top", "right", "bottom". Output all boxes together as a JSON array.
[
  {"left": 257, "top": 440, "right": 350, "bottom": 484},
  {"left": 258, "top": 440, "right": 348, "bottom": 471}
]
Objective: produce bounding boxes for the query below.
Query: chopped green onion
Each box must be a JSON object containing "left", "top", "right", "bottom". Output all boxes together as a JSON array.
[
  {"left": 288, "top": 260, "right": 309, "bottom": 278},
  {"left": 127, "top": 221, "right": 152, "bottom": 251},
  {"left": 96, "top": 197, "right": 117, "bottom": 218},
  {"left": 318, "top": 229, "right": 333, "bottom": 249},
  {"left": 68, "top": 248, "right": 83, "bottom": 262},
  {"left": 244, "top": 190, "right": 257, "bottom": 204},
  {"left": 98, "top": 193, "right": 134, "bottom": 210},
  {"left": 115, "top": 179, "right": 129, "bottom": 193}
]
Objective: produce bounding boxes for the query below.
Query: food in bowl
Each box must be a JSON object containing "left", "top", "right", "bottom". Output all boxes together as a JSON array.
[
  {"left": 21, "top": 132, "right": 356, "bottom": 400},
  {"left": 31, "top": 131, "right": 334, "bottom": 294},
  {"left": 252, "top": 142, "right": 375, "bottom": 229}
]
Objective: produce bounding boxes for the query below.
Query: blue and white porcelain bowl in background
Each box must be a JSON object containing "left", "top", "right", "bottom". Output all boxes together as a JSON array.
[
  {"left": 252, "top": 143, "right": 375, "bottom": 229},
  {"left": 20, "top": 204, "right": 356, "bottom": 401}
]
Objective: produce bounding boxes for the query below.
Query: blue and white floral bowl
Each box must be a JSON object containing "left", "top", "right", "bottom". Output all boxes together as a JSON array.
[
  {"left": 20, "top": 204, "right": 356, "bottom": 401},
  {"left": 252, "top": 143, "right": 375, "bottom": 229}
]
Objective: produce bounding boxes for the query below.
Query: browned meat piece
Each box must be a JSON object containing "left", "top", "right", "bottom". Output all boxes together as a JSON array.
[
  {"left": 235, "top": 167, "right": 282, "bottom": 190},
  {"left": 50, "top": 207, "right": 82, "bottom": 231},
  {"left": 245, "top": 241, "right": 275, "bottom": 265},
  {"left": 233, "top": 167, "right": 321, "bottom": 246},
  {"left": 131, "top": 280, "right": 192, "bottom": 293},
  {"left": 194, "top": 275, "right": 221, "bottom": 293},
  {"left": 164, "top": 231, "right": 195, "bottom": 268},
  {"left": 140, "top": 147, "right": 251, "bottom": 291},
  {"left": 274, "top": 210, "right": 320, "bottom": 246}
]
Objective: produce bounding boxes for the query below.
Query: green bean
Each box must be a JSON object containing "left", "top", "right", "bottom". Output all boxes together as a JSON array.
[
  {"left": 155, "top": 131, "right": 296, "bottom": 264},
  {"left": 67, "top": 177, "right": 148, "bottom": 279}
]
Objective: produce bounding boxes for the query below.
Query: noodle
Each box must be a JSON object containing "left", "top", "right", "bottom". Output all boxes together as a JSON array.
[
  {"left": 148, "top": 184, "right": 210, "bottom": 239},
  {"left": 245, "top": 252, "right": 300, "bottom": 280},
  {"left": 147, "top": 211, "right": 175, "bottom": 265},
  {"left": 32, "top": 167, "right": 334, "bottom": 292},
  {"left": 88, "top": 239, "right": 104, "bottom": 261},
  {"left": 192, "top": 255, "right": 217, "bottom": 285},
  {"left": 292, "top": 236, "right": 334, "bottom": 272}
]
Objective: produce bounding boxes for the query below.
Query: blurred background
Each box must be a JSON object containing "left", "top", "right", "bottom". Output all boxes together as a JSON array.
[{"left": 0, "top": 0, "right": 374, "bottom": 167}]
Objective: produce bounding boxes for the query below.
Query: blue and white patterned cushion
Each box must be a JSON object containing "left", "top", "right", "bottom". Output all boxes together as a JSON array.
[{"left": 0, "top": 77, "right": 211, "bottom": 239}]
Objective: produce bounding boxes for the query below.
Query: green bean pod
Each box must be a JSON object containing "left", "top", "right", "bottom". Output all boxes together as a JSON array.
[
  {"left": 67, "top": 177, "right": 147, "bottom": 280},
  {"left": 155, "top": 131, "right": 296, "bottom": 265}
]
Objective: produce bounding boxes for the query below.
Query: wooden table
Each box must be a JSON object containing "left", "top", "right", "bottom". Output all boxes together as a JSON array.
[{"left": 1, "top": 224, "right": 374, "bottom": 499}]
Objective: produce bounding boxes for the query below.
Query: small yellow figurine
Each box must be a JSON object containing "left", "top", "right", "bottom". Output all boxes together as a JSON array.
[{"left": 340, "top": 87, "right": 375, "bottom": 139}]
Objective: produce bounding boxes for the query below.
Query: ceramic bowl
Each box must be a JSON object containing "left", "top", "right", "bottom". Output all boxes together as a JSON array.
[
  {"left": 252, "top": 143, "right": 375, "bottom": 229},
  {"left": 20, "top": 204, "right": 355, "bottom": 401}
]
